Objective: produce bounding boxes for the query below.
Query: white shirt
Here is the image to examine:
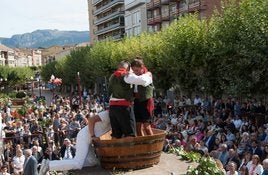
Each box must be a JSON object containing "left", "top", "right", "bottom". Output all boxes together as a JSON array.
[
  {"left": 124, "top": 72, "right": 152, "bottom": 87},
  {"left": 12, "top": 155, "right": 25, "bottom": 170},
  {"left": 64, "top": 147, "right": 73, "bottom": 160}
]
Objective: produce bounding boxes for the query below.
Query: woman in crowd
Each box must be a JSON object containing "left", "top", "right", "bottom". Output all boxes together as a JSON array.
[{"left": 248, "top": 154, "right": 263, "bottom": 175}]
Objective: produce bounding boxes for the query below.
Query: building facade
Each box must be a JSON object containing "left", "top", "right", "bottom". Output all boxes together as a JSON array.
[
  {"left": 88, "top": 0, "right": 125, "bottom": 44},
  {"left": 87, "top": 0, "right": 221, "bottom": 42},
  {"left": 0, "top": 44, "right": 15, "bottom": 67},
  {"left": 146, "top": 0, "right": 221, "bottom": 32},
  {"left": 124, "top": 0, "right": 147, "bottom": 37}
]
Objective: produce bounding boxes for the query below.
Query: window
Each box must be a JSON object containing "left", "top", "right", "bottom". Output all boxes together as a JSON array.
[
  {"left": 162, "top": 5, "right": 169, "bottom": 16},
  {"left": 125, "top": 15, "right": 132, "bottom": 28},
  {"left": 133, "top": 26, "right": 141, "bottom": 36},
  {"left": 132, "top": 10, "right": 141, "bottom": 26},
  {"left": 126, "top": 28, "right": 132, "bottom": 37}
]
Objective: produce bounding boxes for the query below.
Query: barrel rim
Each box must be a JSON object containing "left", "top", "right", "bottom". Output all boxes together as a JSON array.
[{"left": 93, "top": 128, "right": 166, "bottom": 145}]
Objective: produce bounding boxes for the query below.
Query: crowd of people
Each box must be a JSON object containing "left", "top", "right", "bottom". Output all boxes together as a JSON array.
[
  {"left": 0, "top": 94, "right": 107, "bottom": 175},
  {"left": 1, "top": 58, "right": 268, "bottom": 175},
  {"left": 0, "top": 57, "right": 156, "bottom": 175},
  {"left": 159, "top": 95, "right": 268, "bottom": 175}
]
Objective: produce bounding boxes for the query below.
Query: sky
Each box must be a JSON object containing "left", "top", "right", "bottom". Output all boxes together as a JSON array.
[{"left": 0, "top": 0, "right": 89, "bottom": 38}]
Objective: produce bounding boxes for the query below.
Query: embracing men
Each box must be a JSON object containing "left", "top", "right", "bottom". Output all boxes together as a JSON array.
[{"left": 108, "top": 57, "right": 154, "bottom": 138}]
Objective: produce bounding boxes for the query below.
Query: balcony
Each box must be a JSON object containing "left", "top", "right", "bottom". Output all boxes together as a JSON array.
[
  {"left": 113, "top": 34, "right": 124, "bottom": 40},
  {"left": 94, "top": 0, "right": 124, "bottom": 16},
  {"left": 147, "top": 18, "right": 154, "bottom": 25},
  {"left": 160, "top": 0, "right": 169, "bottom": 5},
  {"left": 170, "top": 9, "right": 179, "bottom": 16},
  {"left": 95, "top": 10, "right": 124, "bottom": 25},
  {"left": 154, "top": 15, "right": 161, "bottom": 23},
  {"left": 188, "top": 1, "right": 200, "bottom": 12},
  {"left": 93, "top": 0, "right": 102, "bottom": 5},
  {"left": 147, "top": 1, "right": 154, "bottom": 9},
  {"left": 178, "top": 5, "right": 188, "bottom": 13},
  {"left": 95, "top": 23, "right": 124, "bottom": 35},
  {"left": 161, "top": 13, "right": 170, "bottom": 21},
  {"left": 154, "top": 0, "right": 161, "bottom": 7}
]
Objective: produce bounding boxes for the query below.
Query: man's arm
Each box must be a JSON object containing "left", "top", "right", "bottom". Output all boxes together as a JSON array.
[{"left": 124, "top": 72, "right": 152, "bottom": 87}]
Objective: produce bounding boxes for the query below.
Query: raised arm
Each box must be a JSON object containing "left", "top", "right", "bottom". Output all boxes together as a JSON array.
[{"left": 124, "top": 72, "right": 152, "bottom": 87}]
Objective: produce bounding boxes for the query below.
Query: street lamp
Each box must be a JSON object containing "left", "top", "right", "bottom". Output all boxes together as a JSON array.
[{"left": 77, "top": 72, "right": 82, "bottom": 106}]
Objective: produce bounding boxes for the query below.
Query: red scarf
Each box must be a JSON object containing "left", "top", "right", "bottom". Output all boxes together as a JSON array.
[{"left": 113, "top": 68, "right": 127, "bottom": 77}]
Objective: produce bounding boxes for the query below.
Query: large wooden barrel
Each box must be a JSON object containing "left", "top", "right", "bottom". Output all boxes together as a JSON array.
[{"left": 92, "top": 129, "right": 166, "bottom": 170}]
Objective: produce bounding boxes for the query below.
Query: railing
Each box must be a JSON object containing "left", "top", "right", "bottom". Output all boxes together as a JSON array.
[
  {"left": 94, "top": 0, "right": 124, "bottom": 16},
  {"left": 147, "top": 18, "right": 154, "bottom": 25},
  {"left": 95, "top": 10, "right": 124, "bottom": 25},
  {"left": 95, "top": 23, "right": 124, "bottom": 35},
  {"left": 154, "top": 15, "right": 161, "bottom": 23},
  {"left": 188, "top": 1, "right": 200, "bottom": 12},
  {"left": 160, "top": 0, "right": 169, "bottom": 5},
  {"left": 161, "top": 13, "right": 170, "bottom": 21},
  {"left": 147, "top": 1, "right": 154, "bottom": 9}
]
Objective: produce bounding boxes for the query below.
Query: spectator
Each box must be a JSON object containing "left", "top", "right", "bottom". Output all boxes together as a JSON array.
[
  {"left": 262, "top": 159, "right": 268, "bottom": 175},
  {"left": 248, "top": 154, "right": 263, "bottom": 175},
  {"left": 60, "top": 138, "right": 76, "bottom": 160},
  {"left": 239, "top": 165, "right": 249, "bottom": 175},
  {"left": 0, "top": 164, "right": 10, "bottom": 175},
  {"left": 226, "top": 161, "right": 238, "bottom": 175},
  {"left": 11, "top": 149, "right": 24, "bottom": 175}
]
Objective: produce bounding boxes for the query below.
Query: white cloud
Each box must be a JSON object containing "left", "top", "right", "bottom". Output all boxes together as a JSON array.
[{"left": 0, "top": 0, "right": 89, "bottom": 37}]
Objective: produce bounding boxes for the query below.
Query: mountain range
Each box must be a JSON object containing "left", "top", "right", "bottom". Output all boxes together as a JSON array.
[{"left": 0, "top": 29, "right": 90, "bottom": 48}]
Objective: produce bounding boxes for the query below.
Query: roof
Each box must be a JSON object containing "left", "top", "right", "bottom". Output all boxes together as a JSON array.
[{"left": 0, "top": 44, "right": 13, "bottom": 52}]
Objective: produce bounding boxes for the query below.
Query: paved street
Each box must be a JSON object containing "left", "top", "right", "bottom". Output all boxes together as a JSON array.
[
  {"left": 68, "top": 153, "right": 195, "bottom": 175},
  {"left": 33, "top": 88, "right": 62, "bottom": 105}
]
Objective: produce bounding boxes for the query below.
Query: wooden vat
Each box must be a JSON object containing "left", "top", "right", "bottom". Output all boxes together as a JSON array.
[{"left": 93, "top": 129, "right": 166, "bottom": 170}]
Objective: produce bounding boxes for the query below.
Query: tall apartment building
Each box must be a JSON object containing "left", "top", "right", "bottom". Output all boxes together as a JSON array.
[
  {"left": 147, "top": 0, "right": 221, "bottom": 32},
  {"left": 124, "top": 0, "right": 147, "bottom": 37},
  {"left": 88, "top": 0, "right": 221, "bottom": 42},
  {"left": 88, "top": 0, "right": 125, "bottom": 44}
]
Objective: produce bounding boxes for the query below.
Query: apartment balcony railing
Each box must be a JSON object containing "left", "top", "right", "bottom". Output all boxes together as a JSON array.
[
  {"left": 113, "top": 34, "right": 124, "bottom": 40},
  {"left": 179, "top": 5, "right": 188, "bottom": 13},
  {"left": 147, "top": 1, "right": 154, "bottom": 9},
  {"left": 94, "top": 0, "right": 124, "bottom": 16},
  {"left": 147, "top": 17, "right": 154, "bottom": 25},
  {"left": 154, "top": 0, "right": 161, "bottom": 7},
  {"left": 188, "top": 1, "right": 200, "bottom": 12},
  {"left": 161, "top": 0, "right": 169, "bottom": 5},
  {"left": 161, "top": 13, "right": 170, "bottom": 21},
  {"left": 154, "top": 15, "right": 161, "bottom": 23},
  {"left": 95, "top": 23, "right": 124, "bottom": 35},
  {"left": 95, "top": 10, "right": 124, "bottom": 25},
  {"left": 170, "top": 9, "right": 179, "bottom": 16},
  {"left": 93, "top": 0, "right": 103, "bottom": 6}
]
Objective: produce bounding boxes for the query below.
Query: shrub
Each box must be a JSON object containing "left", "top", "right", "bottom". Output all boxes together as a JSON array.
[{"left": 16, "top": 91, "right": 26, "bottom": 98}]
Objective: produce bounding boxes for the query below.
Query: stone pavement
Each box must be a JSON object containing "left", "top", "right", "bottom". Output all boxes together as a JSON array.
[{"left": 67, "top": 153, "right": 196, "bottom": 175}]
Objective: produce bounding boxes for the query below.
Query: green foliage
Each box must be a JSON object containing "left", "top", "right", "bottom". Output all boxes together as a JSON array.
[
  {"left": 16, "top": 91, "right": 26, "bottom": 98},
  {"left": 39, "top": 118, "right": 52, "bottom": 128},
  {"left": 169, "top": 147, "right": 224, "bottom": 175},
  {"left": 186, "top": 157, "right": 225, "bottom": 175},
  {"left": 40, "top": 0, "right": 267, "bottom": 97}
]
